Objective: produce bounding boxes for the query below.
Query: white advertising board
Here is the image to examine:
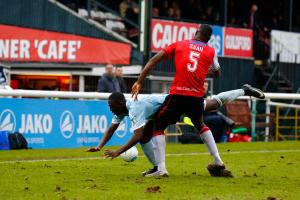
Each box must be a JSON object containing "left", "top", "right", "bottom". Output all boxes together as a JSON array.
[{"left": 271, "top": 30, "right": 300, "bottom": 63}]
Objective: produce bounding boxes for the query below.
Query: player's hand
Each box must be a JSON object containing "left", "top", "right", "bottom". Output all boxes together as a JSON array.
[
  {"left": 86, "top": 147, "right": 100, "bottom": 152},
  {"left": 131, "top": 82, "right": 142, "bottom": 101},
  {"left": 104, "top": 149, "right": 120, "bottom": 160}
]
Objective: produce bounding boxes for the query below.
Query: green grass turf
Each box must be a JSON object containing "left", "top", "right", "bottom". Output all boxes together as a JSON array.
[{"left": 1, "top": 141, "right": 300, "bottom": 200}]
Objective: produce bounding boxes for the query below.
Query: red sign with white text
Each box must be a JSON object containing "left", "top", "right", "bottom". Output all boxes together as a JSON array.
[
  {"left": 151, "top": 19, "right": 199, "bottom": 52},
  {"left": 0, "top": 24, "right": 131, "bottom": 64},
  {"left": 223, "top": 27, "right": 253, "bottom": 58}
]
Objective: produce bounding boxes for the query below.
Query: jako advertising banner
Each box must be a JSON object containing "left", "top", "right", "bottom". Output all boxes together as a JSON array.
[
  {"left": 0, "top": 24, "right": 131, "bottom": 64},
  {"left": 0, "top": 98, "right": 133, "bottom": 149},
  {"left": 151, "top": 19, "right": 253, "bottom": 58}
]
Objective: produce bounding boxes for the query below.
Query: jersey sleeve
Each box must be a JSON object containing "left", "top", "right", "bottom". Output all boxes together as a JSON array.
[
  {"left": 111, "top": 115, "right": 124, "bottom": 124},
  {"left": 211, "top": 49, "right": 220, "bottom": 71},
  {"left": 163, "top": 42, "right": 177, "bottom": 59}
]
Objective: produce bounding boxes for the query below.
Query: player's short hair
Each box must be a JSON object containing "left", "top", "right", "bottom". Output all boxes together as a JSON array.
[
  {"left": 199, "top": 24, "right": 212, "bottom": 42},
  {"left": 109, "top": 92, "right": 126, "bottom": 103}
]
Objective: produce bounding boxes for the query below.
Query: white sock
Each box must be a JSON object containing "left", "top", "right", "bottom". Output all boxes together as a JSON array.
[
  {"left": 140, "top": 141, "right": 157, "bottom": 167},
  {"left": 212, "top": 89, "right": 245, "bottom": 107},
  {"left": 152, "top": 135, "right": 168, "bottom": 173},
  {"left": 200, "top": 130, "right": 224, "bottom": 165}
]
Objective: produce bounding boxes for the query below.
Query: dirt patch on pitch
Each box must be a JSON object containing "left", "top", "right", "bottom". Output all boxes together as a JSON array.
[
  {"left": 266, "top": 196, "right": 281, "bottom": 200},
  {"left": 145, "top": 186, "right": 161, "bottom": 193}
]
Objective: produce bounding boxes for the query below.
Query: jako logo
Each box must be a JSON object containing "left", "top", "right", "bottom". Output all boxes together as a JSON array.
[
  {"left": 60, "top": 110, "right": 74, "bottom": 139},
  {"left": 0, "top": 109, "right": 16, "bottom": 132},
  {"left": 115, "top": 118, "right": 128, "bottom": 138}
]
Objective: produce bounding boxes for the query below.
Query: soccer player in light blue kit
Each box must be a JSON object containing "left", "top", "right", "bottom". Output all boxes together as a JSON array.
[
  {"left": 87, "top": 93, "right": 166, "bottom": 176},
  {"left": 88, "top": 85, "right": 264, "bottom": 177}
]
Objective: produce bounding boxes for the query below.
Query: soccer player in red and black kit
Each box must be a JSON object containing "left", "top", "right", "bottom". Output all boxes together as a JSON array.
[{"left": 131, "top": 24, "right": 232, "bottom": 177}]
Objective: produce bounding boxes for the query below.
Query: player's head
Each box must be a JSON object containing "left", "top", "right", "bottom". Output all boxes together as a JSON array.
[
  {"left": 194, "top": 24, "right": 212, "bottom": 43},
  {"left": 108, "top": 92, "right": 127, "bottom": 115}
]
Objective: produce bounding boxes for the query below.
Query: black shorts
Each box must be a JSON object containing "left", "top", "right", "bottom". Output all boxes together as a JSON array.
[{"left": 154, "top": 94, "right": 204, "bottom": 132}]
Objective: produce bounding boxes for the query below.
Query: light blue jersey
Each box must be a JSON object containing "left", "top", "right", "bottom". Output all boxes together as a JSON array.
[{"left": 112, "top": 94, "right": 168, "bottom": 131}]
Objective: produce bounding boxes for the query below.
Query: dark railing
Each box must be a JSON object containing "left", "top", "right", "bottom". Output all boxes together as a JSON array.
[
  {"left": 284, "top": 87, "right": 300, "bottom": 117},
  {"left": 264, "top": 37, "right": 299, "bottom": 93},
  {"left": 263, "top": 53, "right": 280, "bottom": 92}
]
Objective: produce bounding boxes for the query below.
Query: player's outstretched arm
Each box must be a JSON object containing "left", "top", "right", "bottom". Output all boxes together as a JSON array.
[
  {"left": 86, "top": 123, "right": 119, "bottom": 152},
  {"left": 104, "top": 127, "right": 144, "bottom": 159},
  {"left": 132, "top": 51, "right": 166, "bottom": 100}
]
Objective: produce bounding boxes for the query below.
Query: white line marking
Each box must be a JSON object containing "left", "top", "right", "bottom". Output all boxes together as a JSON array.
[{"left": 0, "top": 149, "right": 299, "bottom": 164}]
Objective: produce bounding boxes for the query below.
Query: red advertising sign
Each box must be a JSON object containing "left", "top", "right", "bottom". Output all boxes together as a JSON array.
[
  {"left": 223, "top": 27, "right": 253, "bottom": 58},
  {"left": 151, "top": 19, "right": 198, "bottom": 52},
  {"left": 0, "top": 25, "right": 131, "bottom": 64}
]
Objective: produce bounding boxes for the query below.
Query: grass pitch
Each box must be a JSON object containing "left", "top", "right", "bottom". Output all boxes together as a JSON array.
[{"left": 1, "top": 141, "right": 300, "bottom": 200}]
